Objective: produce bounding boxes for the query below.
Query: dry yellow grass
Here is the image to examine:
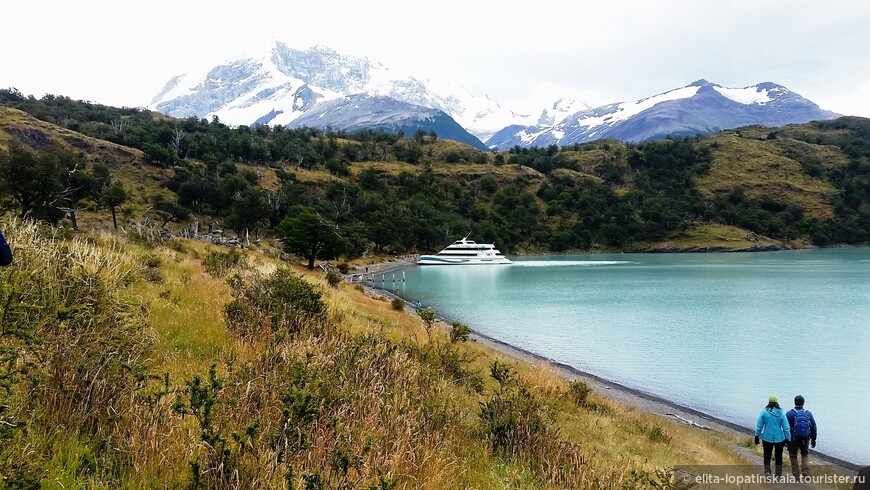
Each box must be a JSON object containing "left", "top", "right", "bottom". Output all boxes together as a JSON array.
[
  {"left": 0, "top": 106, "right": 143, "bottom": 163},
  {"left": 0, "top": 219, "right": 774, "bottom": 488},
  {"left": 697, "top": 134, "right": 839, "bottom": 220}
]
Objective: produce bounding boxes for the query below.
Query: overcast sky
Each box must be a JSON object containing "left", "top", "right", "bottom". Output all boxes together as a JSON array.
[{"left": 3, "top": 0, "right": 870, "bottom": 117}]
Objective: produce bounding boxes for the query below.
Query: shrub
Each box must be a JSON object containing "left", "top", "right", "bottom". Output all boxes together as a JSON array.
[
  {"left": 336, "top": 262, "right": 350, "bottom": 274},
  {"left": 647, "top": 424, "right": 672, "bottom": 444},
  {"left": 224, "top": 267, "right": 326, "bottom": 338},
  {"left": 390, "top": 297, "right": 405, "bottom": 311},
  {"left": 202, "top": 248, "right": 243, "bottom": 277},
  {"left": 449, "top": 321, "right": 471, "bottom": 342},
  {"left": 417, "top": 307, "right": 437, "bottom": 342},
  {"left": 479, "top": 361, "right": 557, "bottom": 460},
  {"left": 142, "top": 266, "right": 164, "bottom": 283},
  {"left": 164, "top": 238, "right": 189, "bottom": 253},
  {"left": 568, "top": 380, "right": 592, "bottom": 406},
  {"left": 438, "top": 344, "right": 484, "bottom": 394},
  {"left": 141, "top": 252, "right": 162, "bottom": 269},
  {"left": 325, "top": 270, "right": 342, "bottom": 287}
]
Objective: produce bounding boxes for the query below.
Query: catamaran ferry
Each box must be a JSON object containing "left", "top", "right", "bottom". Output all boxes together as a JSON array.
[{"left": 417, "top": 237, "right": 512, "bottom": 265}]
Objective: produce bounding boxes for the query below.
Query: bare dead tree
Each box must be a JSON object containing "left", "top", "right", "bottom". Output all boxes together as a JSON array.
[
  {"left": 170, "top": 128, "right": 185, "bottom": 158},
  {"left": 111, "top": 118, "right": 129, "bottom": 141}
]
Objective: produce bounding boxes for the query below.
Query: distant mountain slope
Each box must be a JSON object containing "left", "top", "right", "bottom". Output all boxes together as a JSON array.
[
  {"left": 287, "top": 95, "right": 489, "bottom": 151},
  {"left": 149, "top": 42, "right": 531, "bottom": 142},
  {"left": 486, "top": 80, "right": 840, "bottom": 149}
]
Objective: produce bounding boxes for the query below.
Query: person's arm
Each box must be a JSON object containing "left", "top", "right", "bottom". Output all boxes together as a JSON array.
[
  {"left": 809, "top": 411, "right": 817, "bottom": 442},
  {"left": 755, "top": 411, "right": 764, "bottom": 436},
  {"left": 782, "top": 411, "right": 791, "bottom": 441},
  {"left": 0, "top": 230, "right": 12, "bottom": 266}
]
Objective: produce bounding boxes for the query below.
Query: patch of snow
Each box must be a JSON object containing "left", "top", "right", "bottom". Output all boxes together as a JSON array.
[{"left": 713, "top": 85, "right": 774, "bottom": 105}]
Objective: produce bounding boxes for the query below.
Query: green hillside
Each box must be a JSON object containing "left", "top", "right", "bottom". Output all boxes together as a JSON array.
[{"left": 1, "top": 89, "right": 869, "bottom": 259}]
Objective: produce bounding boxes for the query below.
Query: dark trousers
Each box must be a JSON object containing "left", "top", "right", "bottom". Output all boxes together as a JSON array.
[
  {"left": 762, "top": 440, "right": 786, "bottom": 476},
  {"left": 789, "top": 437, "right": 810, "bottom": 476}
]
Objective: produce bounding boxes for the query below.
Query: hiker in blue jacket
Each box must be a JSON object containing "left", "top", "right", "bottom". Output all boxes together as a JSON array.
[
  {"left": 755, "top": 395, "right": 791, "bottom": 477},
  {"left": 0, "top": 229, "right": 12, "bottom": 267},
  {"left": 786, "top": 395, "right": 817, "bottom": 479}
]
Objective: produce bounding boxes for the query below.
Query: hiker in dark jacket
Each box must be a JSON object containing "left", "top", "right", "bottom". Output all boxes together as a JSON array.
[
  {"left": 755, "top": 395, "right": 791, "bottom": 477},
  {"left": 854, "top": 466, "right": 870, "bottom": 490},
  {"left": 786, "top": 395, "right": 817, "bottom": 479},
  {"left": 0, "top": 229, "right": 12, "bottom": 266}
]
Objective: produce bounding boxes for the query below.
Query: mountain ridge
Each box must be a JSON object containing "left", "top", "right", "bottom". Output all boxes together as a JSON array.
[
  {"left": 149, "top": 42, "right": 528, "bottom": 141},
  {"left": 487, "top": 80, "right": 840, "bottom": 149},
  {"left": 149, "top": 43, "right": 841, "bottom": 151}
]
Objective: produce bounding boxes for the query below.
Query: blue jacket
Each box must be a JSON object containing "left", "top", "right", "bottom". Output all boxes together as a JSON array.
[
  {"left": 0, "top": 230, "right": 12, "bottom": 267},
  {"left": 755, "top": 407, "right": 791, "bottom": 443},
  {"left": 786, "top": 407, "right": 817, "bottom": 441}
]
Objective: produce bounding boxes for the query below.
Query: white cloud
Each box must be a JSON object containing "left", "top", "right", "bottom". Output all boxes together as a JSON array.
[{"left": 3, "top": 0, "right": 870, "bottom": 116}]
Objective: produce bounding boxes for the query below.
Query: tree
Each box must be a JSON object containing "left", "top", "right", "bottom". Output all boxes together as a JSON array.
[
  {"left": 149, "top": 194, "right": 190, "bottom": 228},
  {"left": 277, "top": 206, "right": 346, "bottom": 269},
  {"left": 59, "top": 156, "right": 97, "bottom": 231},
  {"left": 102, "top": 182, "right": 127, "bottom": 230},
  {"left": 225, "top": 187, "right": 271, "bottom": 239},
  {"left": 0, "top": 143, "right": 65, "bottom": 223},
  {"left": 418, "top": 307, "right": 437, "bottom": 343}
]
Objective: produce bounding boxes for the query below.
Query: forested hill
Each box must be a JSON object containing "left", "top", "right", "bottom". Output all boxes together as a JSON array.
[{"left": 1, "top": 88, "right": 869, "bottom": 260}]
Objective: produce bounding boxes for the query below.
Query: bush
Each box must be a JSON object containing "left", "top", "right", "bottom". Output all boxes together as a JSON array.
[
  {"left": 647, "top": 424, "right": 672, "bottom": 444},
  {"left": 140, "top": 252, "right": 162, "bottom": 269},
  {"left": 164, "top": 238, "right": 189, "bottom": 253},
  {"left": 224, "top": 267, "right": 326, "bottom": 338},
  {"left": 390, "top": 297, "right": 405, "bottom": 311},
  {"left": 325, "top": 270, "right": 342, "bottom": 287},
  {"left": 568, "top": 380, "right": 592, "bottom": 406},
  {"left": 479, "top": 361, "right": 557, "bottom": 460},
  {"left": 449, "top": 321, "right": 471, "bottom": 342},
  {"left": 202, "top": 248, "right": 243, "bottom": 277}
]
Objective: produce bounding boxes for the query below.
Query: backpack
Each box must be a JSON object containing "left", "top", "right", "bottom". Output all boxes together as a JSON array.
[{"left": 792, "top": 408, "right": 811, "bottom": 438}]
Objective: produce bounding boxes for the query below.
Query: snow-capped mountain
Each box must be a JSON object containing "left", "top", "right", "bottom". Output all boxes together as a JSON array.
[
  {"left": 150, "top": 42, "right": 527, "bottom": 143},
  {"left": 536, "top": 98, "right": 590, "bottom": 126},
  {"left": 486, "top": 80, "right": 839, "bottom": 149},
  {"left": 287, "top": 95, "right": 489, "bottom": 151},
  {"left": 151, "top": 43, "right": 839, "bottom": 151}
]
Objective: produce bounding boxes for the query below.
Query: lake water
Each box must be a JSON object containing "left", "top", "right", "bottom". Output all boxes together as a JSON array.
[{"left": 385, "top": 248, "right": 870, "bottom": 464}]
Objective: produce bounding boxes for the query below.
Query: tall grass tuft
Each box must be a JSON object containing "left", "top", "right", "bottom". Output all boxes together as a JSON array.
[{"left": 0, "top": 218, "right": 151, "bottom": 485}]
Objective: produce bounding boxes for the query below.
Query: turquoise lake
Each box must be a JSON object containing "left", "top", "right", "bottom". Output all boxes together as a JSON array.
[{"left": 383, "top": 248, "right": 870, "bottom": 464}]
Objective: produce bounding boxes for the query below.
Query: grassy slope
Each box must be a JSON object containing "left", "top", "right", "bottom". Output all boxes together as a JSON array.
[
  {"left": 132, "top": 239, "right": 753, "bottom": 486},
  {"left": 696, "top": 133, "right": 840, "bottom": 220},
  {"left": 1, "top": 220, "right": 756, "bottom": 488}
]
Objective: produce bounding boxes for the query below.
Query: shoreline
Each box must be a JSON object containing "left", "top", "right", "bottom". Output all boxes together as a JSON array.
[{"left": 354, "top": 258, "right": 862, "bottom": 472}]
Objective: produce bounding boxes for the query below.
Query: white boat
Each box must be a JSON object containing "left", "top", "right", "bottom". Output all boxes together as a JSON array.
[{"left": 417, "top": 237, "right": 512, "bottom": 265}]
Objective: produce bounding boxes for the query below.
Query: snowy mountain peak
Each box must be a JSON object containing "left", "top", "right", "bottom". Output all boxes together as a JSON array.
[
  {"left": 486, "top": 80, "right": 839, "bottom": 150},
  {"left": 537, "top": 98, "right": 590, "bottom": 126},
  {"left": 149, "top": 41, "right": 528, "bottom": 141},
  {"left": 688, "top": 79, "right": 715, "bottom": 87}
]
